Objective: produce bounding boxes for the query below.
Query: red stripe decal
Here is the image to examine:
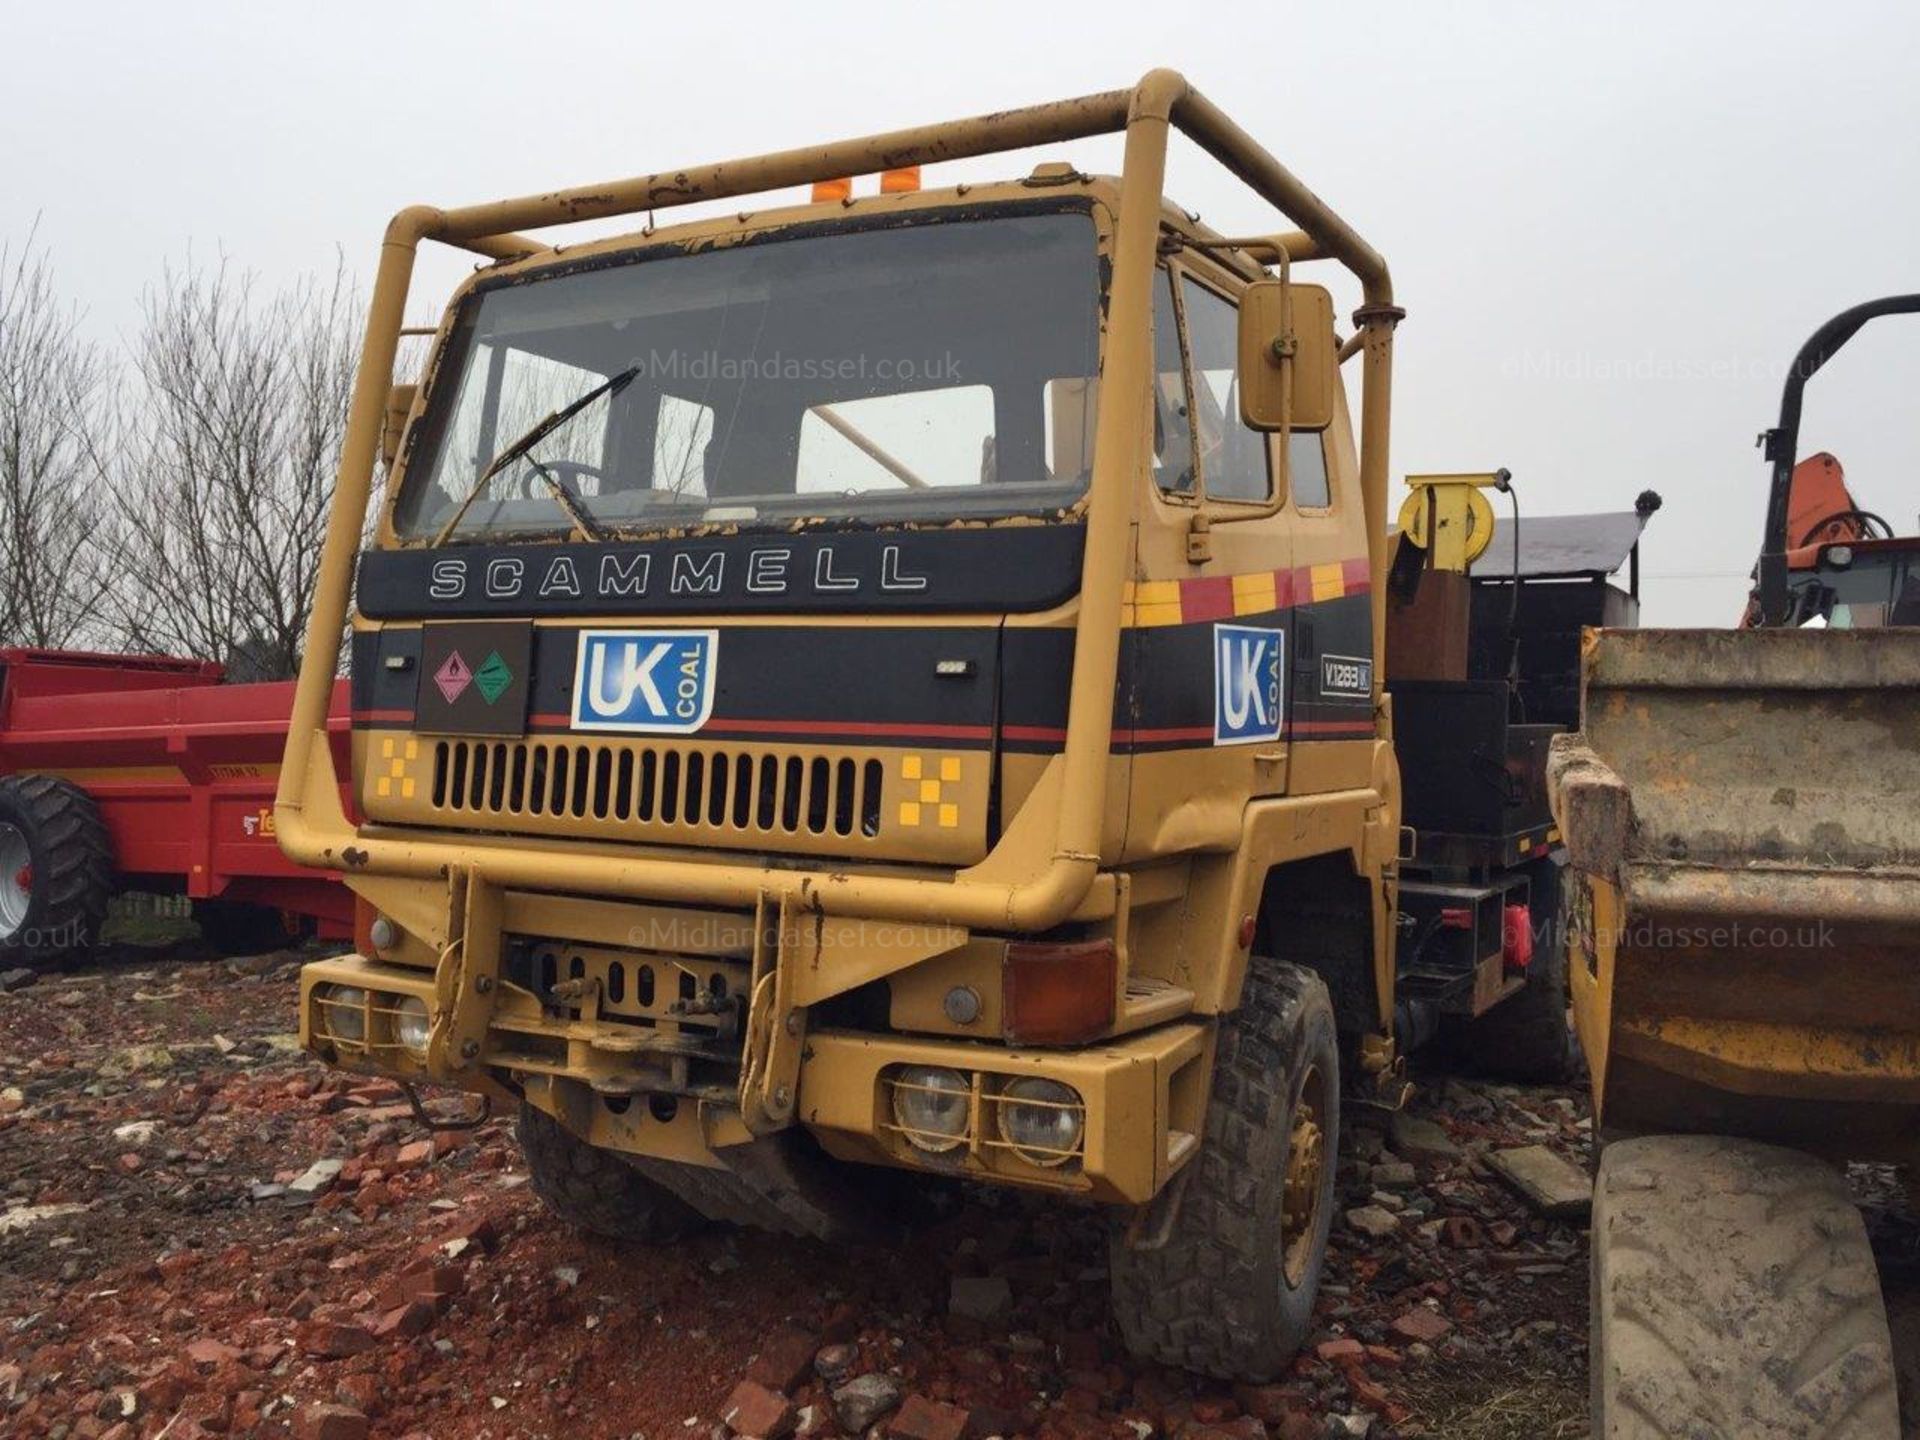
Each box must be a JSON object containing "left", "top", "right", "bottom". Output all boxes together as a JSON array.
[
  {"left": 1272, "top": 567, "right": 1299, "bottom": 608},
  {"left": 1180, "top": 575, "right": 1236, "bottom": 623}
]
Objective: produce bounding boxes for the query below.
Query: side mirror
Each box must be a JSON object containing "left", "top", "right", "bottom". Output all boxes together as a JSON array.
[
  {"left": 379, "top": 383, "right": 418, "bottom": 471},
  {"left": 1236, "top": 280, "right": 1337, "bottom": 432}
]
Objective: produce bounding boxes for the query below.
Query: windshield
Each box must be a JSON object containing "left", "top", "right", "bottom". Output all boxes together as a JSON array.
[{"left": 394, "top": 210, "right": 1104, "bottom": 541}]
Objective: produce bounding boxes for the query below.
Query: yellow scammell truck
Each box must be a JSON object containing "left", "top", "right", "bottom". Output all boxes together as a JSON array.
[{"left": 280, "top": 72, "right": 1599, "bottom": 1378}]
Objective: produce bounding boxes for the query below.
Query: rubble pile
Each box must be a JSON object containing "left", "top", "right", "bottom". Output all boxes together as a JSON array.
[{"left": 1, "top": 948, "right": 1594, "bottom": 1439}]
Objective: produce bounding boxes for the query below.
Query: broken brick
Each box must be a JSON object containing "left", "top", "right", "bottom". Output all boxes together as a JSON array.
[
  {"left": 371, "top": 1299, "right": 437, "bottom": 1340},
  {"left": 298, "top": 1320, "right": 376, "bottom": 1360},
  {"left": 746, "top": 1324, "right": 820, "bottom": 1394},
  {"left": 1389, "top": 1307, "right": 1454, "bottom": 1344},
  {"left": 292, "top": 1404, "right": 369, "bottom": 1440},
  {"left": 721, "top": 1378, "right": 796, "bottom": 1439},
  {"left": 888, "top": 1394, "right": 970, "bottom": 1440}
]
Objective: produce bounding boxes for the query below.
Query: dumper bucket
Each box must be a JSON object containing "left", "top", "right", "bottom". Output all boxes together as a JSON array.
[{"left": 1548, "top": 627, "right": 1920, "bottom": 1161}]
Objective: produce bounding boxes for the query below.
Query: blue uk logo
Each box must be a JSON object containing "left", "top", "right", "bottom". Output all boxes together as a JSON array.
[
  {"left": 1213, "top": 623, "right": 1285, "bottom": 745},
  {"left": 570, "top": 630, "right": 718, "bottom": 734}
]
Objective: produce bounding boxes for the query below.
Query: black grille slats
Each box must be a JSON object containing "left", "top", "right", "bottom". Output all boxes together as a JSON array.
[{"left": 431, "top": 739, "right": 884, "bottom": 841}]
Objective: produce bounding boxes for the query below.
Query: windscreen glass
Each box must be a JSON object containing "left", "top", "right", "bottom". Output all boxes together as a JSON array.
[{"left": 394, "top": 211, "right": 1103, "bottom": 541}]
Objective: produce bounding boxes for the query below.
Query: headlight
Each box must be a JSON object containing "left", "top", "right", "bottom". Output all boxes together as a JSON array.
[
  {"left": 890, "top": 1066, "right": 969, "bottom": 1152},
  {"left": 996, "top": 1077, "right": 1084, "bottom": 1166},
  {"left": 320, "top": 985, "right": 367, "bottom": 1044},
  {"left": 394, "top": 995, "right": 431, "bottom": 1055}
]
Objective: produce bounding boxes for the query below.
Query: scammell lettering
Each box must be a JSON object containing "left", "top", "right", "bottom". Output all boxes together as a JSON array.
[{"left": 419, "top": 543, "right": 928, "bottom": 604}]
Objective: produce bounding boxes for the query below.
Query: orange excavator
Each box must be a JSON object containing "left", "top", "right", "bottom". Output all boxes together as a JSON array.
[{"left": 1740, "top": 295, "right": 1920, "bottom": 628}]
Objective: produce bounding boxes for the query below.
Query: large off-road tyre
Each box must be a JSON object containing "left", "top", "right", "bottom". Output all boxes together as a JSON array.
[
  {"left": 1592, "top": 1135, "right": 1899, "bottom": 1439},
  {"left": 517, "top": 1104, "right": 707, "bottom": 1243},
  {"left": 193, "top": 898, "right": 295, "bottom": 957},
  {"left": 1110, "top": 959, "right": 1339, "bottom": 1382},
  {"left": 0, "top": 775, "right": 113, "bottom": 969},
  {"left": 1456, "top": 859, "right": 1572, "bottom": 1082}
]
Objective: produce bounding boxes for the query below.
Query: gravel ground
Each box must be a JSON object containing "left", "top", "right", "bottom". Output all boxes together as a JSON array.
[{"left": 0, "top": 933, "right": 1903, "bottom": 1440}]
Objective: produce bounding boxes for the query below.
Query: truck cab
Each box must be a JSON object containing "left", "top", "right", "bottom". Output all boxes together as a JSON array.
[{"left": 282, "top": 72, "right": 1409, "bottom": 1380}]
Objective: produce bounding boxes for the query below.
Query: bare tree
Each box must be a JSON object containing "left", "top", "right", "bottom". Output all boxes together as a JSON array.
[
  {"left": 0, "top": 226, "right": 117, "bottom": 648},
  {"left": 117, "top": 258, "right": 358, "bottom": 679}
]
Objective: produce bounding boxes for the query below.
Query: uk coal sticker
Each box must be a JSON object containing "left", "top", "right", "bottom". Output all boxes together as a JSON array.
[
  {"left": 571, "top": 630, "right": 718, "bottom": 735},
  {"left": 1213, "top": 623, "right": 1284, "bottom": 745}
]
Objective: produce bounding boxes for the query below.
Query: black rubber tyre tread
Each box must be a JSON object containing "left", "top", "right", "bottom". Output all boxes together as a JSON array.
[
  {"left": 193, "top": 899, "right": 294, "bottom": 957},
  {"left": 1592, "top": 1135, "right": 1899, "bottom": 1440},
  {"left": 1110, "top": 957, "right": 1340, "bottom": 1382},
  {"left": 1456, "top": 859, "right": 1572, "bottom": 1082},
  {"left": 0, "top": 775, "right": 113, "bottom": 967},
  {"left": 516, "top": 1104, "right": 707, "bottom": 1243}
]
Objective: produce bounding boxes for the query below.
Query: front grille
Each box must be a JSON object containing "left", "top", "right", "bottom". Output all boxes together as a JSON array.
[{"left": 430, "top": 738, "right": 884, "bottom": 842}]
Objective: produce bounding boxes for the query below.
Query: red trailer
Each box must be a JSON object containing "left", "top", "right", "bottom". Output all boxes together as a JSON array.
[{"left": 0, "top": 649, "right": 353, "bottom": 965}]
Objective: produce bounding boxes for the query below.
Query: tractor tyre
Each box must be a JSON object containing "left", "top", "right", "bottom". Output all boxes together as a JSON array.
[
  {"left": 1110, "top": 958, "right": 1339, "bottom": 1382},
  {"left": 0, "top": 775, "right": 113, "bottom": 969},
  {"left": 517, "top": 1104, "right": 707, "bottom": 1243},
  {"left": 1592, "top": 1135, "right": 1899, "bottom": 1439},
  {"left": 194, "top": 899, "right": 295, "bottom": 957},
  {"left": 1455, "top": 858, "right": 1572, "bottom": 1082}
]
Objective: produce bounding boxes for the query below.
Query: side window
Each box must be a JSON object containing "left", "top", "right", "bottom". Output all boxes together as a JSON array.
[
  {"left": 652, "top": 394, "right": 714, "bottom": 498},
  {"left": 1288, "top": 430, "right": 1331, "bottom": 509},
  {"left": 1178, "top": 277, "right": 1271, "bottom": 503},
  {"left": 1152, "top": 271, "right": 1194, "bottom": 493}
]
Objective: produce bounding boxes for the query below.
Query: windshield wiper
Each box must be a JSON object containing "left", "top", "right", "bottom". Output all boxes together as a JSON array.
[{"left": 430, "top": 364, "right": 639, "bottom": 547}]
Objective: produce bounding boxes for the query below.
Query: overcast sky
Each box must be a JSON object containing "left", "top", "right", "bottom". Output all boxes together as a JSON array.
[{"left": 6, "top": 0, "right": 1915, "bottom": 624}]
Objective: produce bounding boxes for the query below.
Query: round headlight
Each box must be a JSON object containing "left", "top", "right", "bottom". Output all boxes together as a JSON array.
[
  {"left": 321, "top": 985, "right": 367, "bottom": 1044},
  {"left": 890, "top": 1066, "right": 969, "bottom": 1152},
  {"left": 394, "top": 995, "right": 431, "bottom": 1055},
  {"left": 997, "top": 1077, "right": 1084, "bottom": 1166}
]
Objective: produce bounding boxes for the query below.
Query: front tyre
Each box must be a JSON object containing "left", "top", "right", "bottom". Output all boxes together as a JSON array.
[
  {"left": 1110, "top": 958, "right": 1339, "bottom": 1382},
  {"left": 517, "top": 1104, "right": 707, "bottom": 1243}
]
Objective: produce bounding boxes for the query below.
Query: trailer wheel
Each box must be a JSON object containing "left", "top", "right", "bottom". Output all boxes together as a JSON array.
[
  {"left": 1110, "top": 958, "right": 1338, "bottom": 1382},
  {"left": 193, "top": 899, "right": 295, "bottom": 957},
  {"left": 1592, "top": 1135, "right": 1899, "bottom": 1439},
  {"left": 517, "top": 1104, "right": 707, "bottom": 1243},
  {"left": 1456, "top": 858, "right": 1571, "bottom": 1082},
  {"left": 0, "top": 776, "right": 113, "bottom": 968}
]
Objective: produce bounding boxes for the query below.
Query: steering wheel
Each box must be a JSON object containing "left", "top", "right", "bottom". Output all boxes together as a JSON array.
[
  {"left": 1800, "top": 508, "right": 1894, "bottom": 547},
  {"left": 513, "top": 457, "right": 607, "bottom": 499}
]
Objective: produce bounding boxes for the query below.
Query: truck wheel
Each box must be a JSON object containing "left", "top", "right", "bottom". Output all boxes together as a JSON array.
[
  {"left": 516, "top": 1104, "right": 706, "bottom": 1243},
  {"left": 1592, "top": 1135, "right": 1899, "bottom": 1439},
  {"left": 1457, "top": 859, "right": 1571, "bottom": 1082},
  {"left": 1110, "top": 959, "right": 1338, "bottom": 1382},
  {"left": 194, "top": 899, "right": 294, "bottom": 957},
  {"left": 0, "top": 776, "right": 113, "bottom": 968}
]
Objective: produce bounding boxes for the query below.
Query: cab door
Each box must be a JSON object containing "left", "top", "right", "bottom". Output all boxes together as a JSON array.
[{"left": 1167, "top": 268, "right": 1294, "bottom": 796}]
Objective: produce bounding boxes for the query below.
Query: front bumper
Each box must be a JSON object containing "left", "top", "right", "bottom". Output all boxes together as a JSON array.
[{"left": 300, "top": 952, "right": 1208, "bottom": 1204}]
